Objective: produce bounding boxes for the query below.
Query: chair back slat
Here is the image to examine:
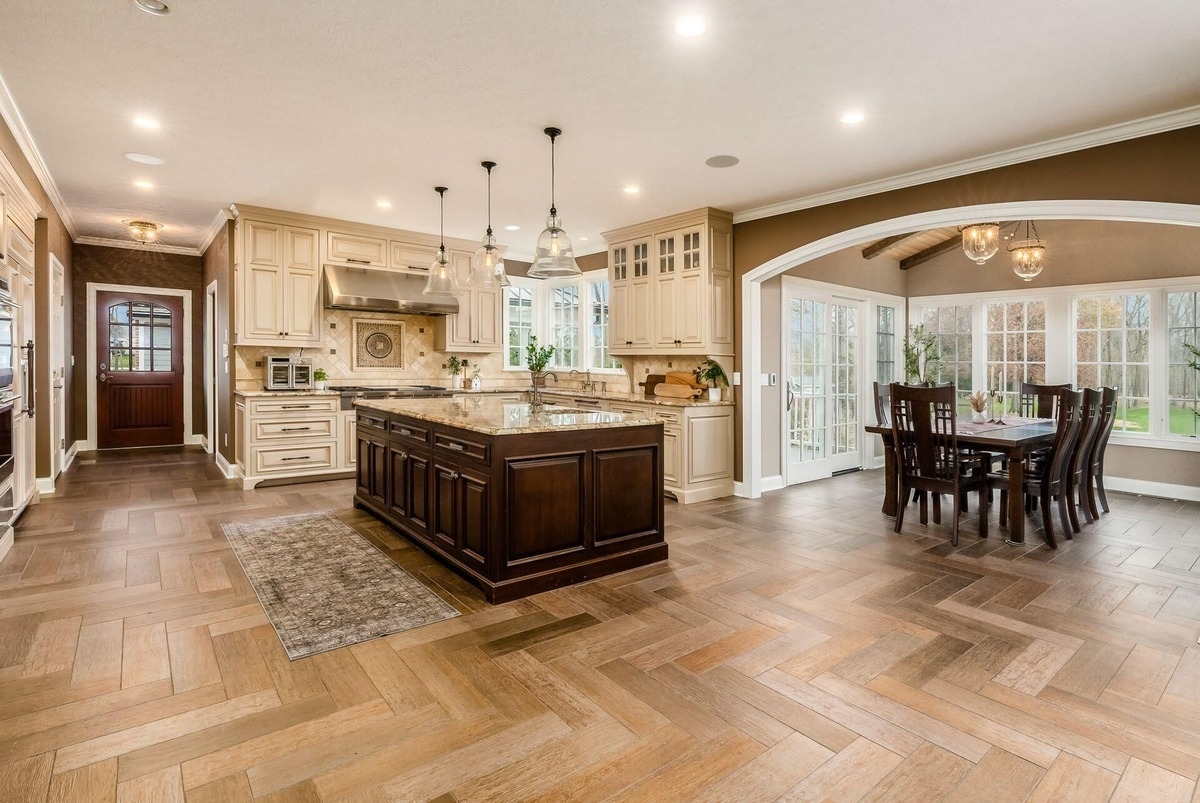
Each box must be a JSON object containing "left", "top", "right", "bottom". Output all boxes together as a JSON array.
[
  {"left": 1072, "top": 388, "right": 1104, "bottom": 479},
  {"left": 890, "top": 383, "right": 958, "bottom": 485},
  {"left": 873, "top": 381, "right": 891, "bottom": 427},
  {"left": 1045, "top": 389, "right": 1084, "bottom": 487},
  {"left": 1019, "top": 382, "right": 1072, "bottom": 419},
  {"left": 1090, "top": 386, "right": 1119, "bottom": 472}
]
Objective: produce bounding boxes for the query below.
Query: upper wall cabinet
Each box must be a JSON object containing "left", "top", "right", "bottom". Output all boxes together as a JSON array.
[
  {"left": 326, "top": 231, "right": 388, "bottom": 267},
  {"left": 235, "top": 218, "right": 322, "bottom": 346},
  {"left": 389, "top": 241, "right": 436, "bottom": 273},
  {"left": 604, "top": 208, "right": 733, "bottom": 356},
  {"left": 435, "top": 252, "right": 502, "bottom": 352}
]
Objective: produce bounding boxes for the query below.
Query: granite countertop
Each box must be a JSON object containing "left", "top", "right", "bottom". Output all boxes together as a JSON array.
[
  {"left": 235, "top": 390, "right": 341, "bottom": 398},
  {"left": 454, "top": 387, "right": 735, "bottom": 408},
  {"left": 355, "top": 397, "right": 659, "bottom": 436}
]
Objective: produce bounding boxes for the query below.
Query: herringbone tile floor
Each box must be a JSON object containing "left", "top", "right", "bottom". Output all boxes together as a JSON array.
[{"left": 1, "top": 446, "right": 1199, "bottom": 801}]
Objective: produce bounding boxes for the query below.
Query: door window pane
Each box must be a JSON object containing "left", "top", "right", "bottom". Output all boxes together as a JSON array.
[{"left": 108, "top": 301, "right": 173, "bottom": 372}]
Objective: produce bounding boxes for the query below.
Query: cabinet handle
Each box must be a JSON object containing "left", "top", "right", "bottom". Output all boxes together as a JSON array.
[
  {"left": 449, "top": 471, "right": 460, "bottom": 480},
  {"left": 281, "top": 426, "right": 311, "bottom": 431},
  {"left": 346, "top": 257, "right": 371, "bottom": 265},
  {"left": 281, "top": 455, "right": 312, "bottom": 461},
  {"left": 281, "top": 404, "right": 313, "bottom": 409},
  {"left": 398, "top": 428, "right": 412, "bottom": 436},
  {"left": 444, "top": 442, "right": 465, "bottom": 451},
  {"left": 397, "top": 451, "right": 408, "bottom": 461}
]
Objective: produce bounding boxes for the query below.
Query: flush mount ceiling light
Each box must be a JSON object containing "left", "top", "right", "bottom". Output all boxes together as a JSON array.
[
  {"left": 1009, "top": 220, "right": 1046, "bottom": 282},
  {"left": 839, "top": 111, "right": 866, "bottom": 125},
  {"left": 422, "top": 186, "right": 459, "bottom": 296},
  {"left": 125, "top": 152, "right": 164, "bottom": 165},
  {"left": 529, "top": 127, "right": 582, "bottom": 279},
  {"left": 961, "top": 222, "right": 1000, "bottom": 264},
  {"left": 705, "top": 154, "right": 739, "bottom": 168},
  {"left": 133, "top": 0, "right": 170, "bottom": 15},
  {"left": 675, "top": 16, "right": 706, "bottom": 36},
  {"left": 124, "top": 219, "right": 162, "bottom": 243},
  {"left": 470, "top": 161, "right": 508, "bottom": 290}
]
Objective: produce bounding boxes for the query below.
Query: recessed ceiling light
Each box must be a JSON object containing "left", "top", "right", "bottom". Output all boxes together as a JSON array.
[
  {"left": 675, "top": 16, "right": 706, "bottom": 36},
  {"left": 133, "top": 0, "right": 170, "bottom": 16},
  {"left": 579, "top": 236, "right": 590, "bottom": 242},
  {"left": 134, "top": 180, "right": 154, "bottom": 189},
  {"left": 504, "top": 225, "right": 520, "bottom": 231},
  {"left": 133, "top": 116, "right": 160, "bottom": 129},
  {"left": 705, "top": 154, "right": 740, "bottom": 168},
  {"left": 125, "top": 152, "right": 164, "bottom": 165},
  {"left": 839, "top": 111, "right": 866, "bottom": 125},
  {"left": 376, "top": 200, "right": 392, "bottom": 209},
  {"left": 623, "top": 186, "right": 640, "bottom": 194}
]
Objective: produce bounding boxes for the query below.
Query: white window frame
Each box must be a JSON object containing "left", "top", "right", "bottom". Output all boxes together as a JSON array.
[
  {"left": 502, "top": 269, "right": 624, "bottom": 373},
  {"left": 911, "top": 274, "right": 1200, "bottom": 453}
]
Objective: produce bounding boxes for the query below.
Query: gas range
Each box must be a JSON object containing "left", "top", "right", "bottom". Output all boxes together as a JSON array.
[{"left": 329, "top": 384, "right": 455, "bottom": 411}]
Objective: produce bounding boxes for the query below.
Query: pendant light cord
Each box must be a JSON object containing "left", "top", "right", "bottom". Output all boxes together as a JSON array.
[
  {"left": 486, "top": 164, "right": 494, "bottom": 237},
  {"left": 435, "top": 186, "right": 447, "bottom": 254},
  {"left": 547, "top": 128, "right": 559, "bottom": 217}
]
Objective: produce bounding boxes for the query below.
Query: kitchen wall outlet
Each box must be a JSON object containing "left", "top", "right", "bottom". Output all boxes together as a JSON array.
[{"left": 732, "top": 372, "right": 741, "bottom": 385}]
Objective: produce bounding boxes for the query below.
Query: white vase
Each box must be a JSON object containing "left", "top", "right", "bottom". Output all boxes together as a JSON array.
[
  {"left": 707, "top": 387, "right": 722, "bottom": 402},
  {"left": 314, "top": 381, "right": 326, "bottom": 391},
  {"left": 451, "top": 375, "right": 463, "bottom": 389},
  {"left": 972, "top": 411, "right": 986, "bottom": 423}
]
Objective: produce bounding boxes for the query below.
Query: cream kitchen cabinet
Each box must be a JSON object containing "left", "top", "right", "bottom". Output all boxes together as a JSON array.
[
  {"left": 235, "top": 394, "right": 348, "bottom": 489},
  {"left": 435, "top": 252, "right": 502, "bottom": 352},
  {"left": 236, "top": 219, "right": 321, "bottom": 346},
  {"left": 326, "top": 230, "right": 387, "bottom": 266},
  {"left": 389, "top": 240, "right": 436, "bottom": 273},
  {"left": 603, "top": 208, "right": 733, "bottom": 356},
  {"left": 603, "top": 399, "right": 734, "bottom": 503}
]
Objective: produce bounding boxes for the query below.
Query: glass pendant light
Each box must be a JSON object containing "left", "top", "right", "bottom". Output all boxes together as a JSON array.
[
  {"left": 422, "top": 186, "right": 460, "bottom": 296},
  {"left": 961, "top": 222, "right": 1000, "bottom": 264},
  {"left": 529, "top": 127, "right": 581, "bottom": 279},
  {"left": 1009, "top": 220, "right": 1046, "bottom": 282},
  {"left": 470, "top": 161, "right": 508, "bottom": 289}
]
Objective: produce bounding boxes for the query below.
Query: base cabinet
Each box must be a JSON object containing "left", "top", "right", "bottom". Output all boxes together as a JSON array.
[
  {"left": 236, "top": 394, "right": 344, "bottom": 489},
  {"left": 354, "top": 408, "right": 666, "bottom": 603}
]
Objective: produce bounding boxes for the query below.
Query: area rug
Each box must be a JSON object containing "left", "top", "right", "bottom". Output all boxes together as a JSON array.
[{"left": 222, "top": 512, "right": 460, "bottom": 659}]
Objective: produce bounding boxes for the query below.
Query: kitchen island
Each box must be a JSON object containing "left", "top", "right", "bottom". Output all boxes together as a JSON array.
[{"left": 354, "top": 397, "right": 667, "bottom": 603}]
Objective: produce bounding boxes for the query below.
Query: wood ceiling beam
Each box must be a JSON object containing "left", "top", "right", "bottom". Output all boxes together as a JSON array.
[
  {"left": 860, "top": 231, "right": 922, "bottom": 260},
  {"left": 900, "top": 235, "right": 963, "bottom": 270}
]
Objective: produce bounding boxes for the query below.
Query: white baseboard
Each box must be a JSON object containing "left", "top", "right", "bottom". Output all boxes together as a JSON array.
[
  {"left": 0, "top": 527, "right": 12, "bottom": 564},
  {"left": 733, "top": 480, "right": 745, "bottom": 497},
  {"left": 64, "top": 441, "right": 80, "bottom": 472},
  {"left": 761, "top": 474, "right": 785, "bottom": 493},
  {"left": 186, "top": 434, "right": 206, "bottom": 448},
  {"left": 214, "top": 451, "right": 241, "bottom": 480},
  {"left": 1104, "top": 476, "right": 1200, "bottom": 503},
  {"left": 35, "top": 477, "right": 55, "bottom": 495}
]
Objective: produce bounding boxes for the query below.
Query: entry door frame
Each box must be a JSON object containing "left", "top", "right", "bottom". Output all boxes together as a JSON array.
[
  {"left": 779, "top": 275, "right": 906, "bottom": 485},
  {"left": 50, "top": 254, "right": 66, "bottom": 475},
  {"left": 204, "top": 280, "right": 217, "bottom": 455},
  {"left": 85, "top": 283, "right": 194, "bottom": 451}
]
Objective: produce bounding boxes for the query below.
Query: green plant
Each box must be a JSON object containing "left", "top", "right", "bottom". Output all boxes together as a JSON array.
[
  {"left": 903, "top": 324, "right": 942, "bottom": 384},
  {"left": 693, "top": 358, "right": 729, "bottom": 388},
  {"left": 446, "top": 355, "right": 462, "bottom": 376},
  {"left": 1187, "top": 342, "right": 1200, "bottom": 373},
  {"left": 313, "top": 368, "right": 327, "bottom": 382},
  {"left": 525, "top": 335, "right": 555, "bottom": 373}
]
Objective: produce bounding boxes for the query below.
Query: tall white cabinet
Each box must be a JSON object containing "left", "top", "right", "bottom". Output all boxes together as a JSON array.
[
  {"left": 604, "top": 208, "right": 733, "bottom": 357},
  {"left": 235, "top": 217, "right": 321, "bottom": 347}
]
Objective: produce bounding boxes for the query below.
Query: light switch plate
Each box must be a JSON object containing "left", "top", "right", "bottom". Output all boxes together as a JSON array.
[{"left": 732, "top": 372, "right": 741, "bottom": 385}]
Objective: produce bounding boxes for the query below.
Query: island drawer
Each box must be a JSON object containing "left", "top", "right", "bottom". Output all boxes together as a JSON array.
[
  {"left": 389, "top": 418, "right": 431, "bottom": 446},
  {"left": 357, "top": 411, "right": 388, "bottom": 433},
  {"left": 252, "top": 416, "right": 336, "bottom": 442},
  {"left": 253, "top": 442, "right": 337, "bottom": 474},
  {"left": 434, "top": 431, "right": 490, "bottom": 464},
  {"left": 250, "top": 397, "right": 339, "bottom": 415}
]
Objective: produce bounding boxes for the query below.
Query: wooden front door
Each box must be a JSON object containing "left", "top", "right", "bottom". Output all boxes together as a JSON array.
[{"left": 97, "top": 291, "right": 184, "bottom": 448}]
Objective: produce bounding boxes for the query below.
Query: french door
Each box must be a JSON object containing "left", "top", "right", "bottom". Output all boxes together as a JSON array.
[{"left": 785, "top": 284, "right": 864, "bottom": 484}]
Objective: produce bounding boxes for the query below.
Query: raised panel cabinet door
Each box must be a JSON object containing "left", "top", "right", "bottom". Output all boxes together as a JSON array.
[
  {"left": 655, "top": 274, "right": 679, "bottom": 346},
  {"left": 390, "top": 241, "right": 435, "bottom": 272},
  {"left": 284, "top": 267, "right": 320, "bottom": 341},
  {"left": 245, "top": 263, "right": 284, "bottom": 339},
  {"left": 284, "top": 226, "right": 319, "bottom": 270},
  {"left": 630, "top": 278, "right": 653, "bottom": 348},
  {"left": 662, "top": 426, "right": 682, "bottom": 486},
  {"left": 355, "top": 434, "right": 373, "bottom": 499},
  {"left": 710, "top": 269, "right": 734, "bottom": 350},
  {"left": 686, "top": 412, "right": 734, "bottom": 483},
  {"left": 389, "top": 445, "right": 411, "bottom": 520},
  {"left": 431, "top": 462, "right": 458, "bottom": 550},
  {"left": 245, "top": 220, "right": 281, "bottom": 266},
  {"left": 609, "top": 281, "right": 630, "bottom": 348},
  {"left": 407, "top": 452, "right": 431, "bottom": 534},
  {"left": 449, "top": 295, "right": 474, "bottom": 346},
  {"left": 327, "top": 231, "right": 387, "bottom": 265},
  {"left": 369, "top": 439, "right": 388, "bottom": 508},
  {"left": 679, "top": 272, "right": 704, "bottom": 345},
  {"left": 472, "top": 286, "right": 502, "bottom": 349},
  {"left": 456, "top": 468, "right": 489, "bottom": 569},
  {"left": 344, "top": 416, "right": 356, "bottom": 468}
]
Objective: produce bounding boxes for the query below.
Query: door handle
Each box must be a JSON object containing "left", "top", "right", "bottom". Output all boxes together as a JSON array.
[
  {"left": 99, "top": 372, "right": 107, "bottom": 383},
  {"left": 786, "top": 383, "right": 795, "bottom": 411}
]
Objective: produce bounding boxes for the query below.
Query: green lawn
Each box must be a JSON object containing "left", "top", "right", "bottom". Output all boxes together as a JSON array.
[{"left": 1120, "top": 406, "right": 1200, "bottom": 436}]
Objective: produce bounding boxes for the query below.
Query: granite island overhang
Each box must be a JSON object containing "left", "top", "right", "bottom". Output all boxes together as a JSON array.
[{"left": 353, "top": 397, "right": 668, "bottom": 603}]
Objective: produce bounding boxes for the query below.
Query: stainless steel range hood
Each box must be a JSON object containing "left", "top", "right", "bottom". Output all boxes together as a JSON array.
[{"left": 322, "top": 264, "right": 460, "bottom": 316}]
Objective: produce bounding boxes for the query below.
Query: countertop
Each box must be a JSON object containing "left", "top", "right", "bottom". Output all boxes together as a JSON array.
[
  {"left": 354, "top": 397, "right": 659, "bottom": 436},
  {"left": 234, "top": 390, "right": 340, "bottom": 398},
  {"left": 459, "top": 387, "right": 736, "bottom": 408}
]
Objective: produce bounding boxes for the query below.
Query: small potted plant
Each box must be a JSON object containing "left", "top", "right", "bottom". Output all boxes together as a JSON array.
[
  {"left": 903, "top": 324, "right": 942, "bottom": 385},
  {"left": 313, "top": 368, "right": 327, "bottom": 391},
  {"left": 446, "top": 355, "right": 464, "bottom": 389},
  {"left": 525, "top": 335, "right": 555, "bottom": 386},
  {"left": 969, "top": 389, "right": 988, "bottom": 423},
  {"left": 694, "top": 358, "right": 729, "bottom": 402}
]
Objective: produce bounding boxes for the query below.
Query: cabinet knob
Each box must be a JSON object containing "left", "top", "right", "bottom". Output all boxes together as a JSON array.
[
  {"left": 449, "top": 471, "right": 460, "bottom": 480},
  {"left": 397, "top": 451, "right": 408, "bottom": 461}
]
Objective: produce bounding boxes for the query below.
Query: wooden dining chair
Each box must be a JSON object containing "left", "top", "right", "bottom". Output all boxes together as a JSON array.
[
  {"left": 873, "top": 381, "right": 891, "bottom": 426},
  {"left": 889, "top": 383, "right": 988, "bottom": 546},
  {"left": 1018, "top": 382, "right": 1072, "bottom": 419},
  {"left": 1084, "top": 386, "right": 1120, "bottom": 517},
  {"left": 1066, "top": 388, "right": 1104, "bottom": 531},
  {"left": 989, "top": 388, "right": 1083, "bottom": 548}
]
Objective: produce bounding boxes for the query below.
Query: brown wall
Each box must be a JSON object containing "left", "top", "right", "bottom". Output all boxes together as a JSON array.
[
  {"left": 0, "top": 115, "right": 74, "bottom": 480},
  {"left": 784, "top": 247, "right": 905, "bottom": 296},
  {"left": 71, "top": 244, "right": 205, "bottom": 445},
  {"left": 202, "top": 222, "right": 233, "bottom": 461}
]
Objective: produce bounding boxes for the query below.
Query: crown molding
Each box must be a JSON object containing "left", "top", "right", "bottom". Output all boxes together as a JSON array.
[
  {"left": 0, "top": 68, "right": 78, "bottom": 239},
  {"left": 732, "top": 104, "right": 1200, "bottom": 225},
  {"left": 74, "top": 236, "right": 202, "bottom": 257},
  {"left": 196, "top": 208, "right": 234, "bottom": 254}
]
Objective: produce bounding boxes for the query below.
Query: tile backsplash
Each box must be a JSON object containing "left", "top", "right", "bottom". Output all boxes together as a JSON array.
[{"left": 234, "top": 310, "right": 729, "bottom": 397}]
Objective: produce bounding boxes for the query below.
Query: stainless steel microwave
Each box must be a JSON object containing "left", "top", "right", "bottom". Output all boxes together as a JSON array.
[{"left": 265, "top": 356, "right": 313, "bottom": 390}]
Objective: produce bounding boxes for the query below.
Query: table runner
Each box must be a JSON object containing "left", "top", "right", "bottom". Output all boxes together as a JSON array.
[{"left": 956, "top": 415, "right": 1051, "bottom": 434}]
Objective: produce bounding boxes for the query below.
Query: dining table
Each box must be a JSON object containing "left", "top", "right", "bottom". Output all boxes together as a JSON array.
[{"left": 865, "top": 415, "right": 1057, "bottom": 545}]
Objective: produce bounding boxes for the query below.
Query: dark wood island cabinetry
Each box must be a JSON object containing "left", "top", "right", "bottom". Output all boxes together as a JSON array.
[{"left": 354, "top": 398, "right": 667, "bottom": 603}]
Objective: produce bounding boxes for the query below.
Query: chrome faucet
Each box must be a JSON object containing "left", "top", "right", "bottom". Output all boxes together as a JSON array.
[
  {"left": 570, "top": 369, "right": 596, "bottom": 394},
  {"left": 530, "top": 371, "right": 558, "bottom": 406}
]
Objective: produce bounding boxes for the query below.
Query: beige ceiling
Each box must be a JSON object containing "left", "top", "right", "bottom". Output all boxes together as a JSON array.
[{"left": 1, "top": 1, "right": 1199, "bottom": 253}]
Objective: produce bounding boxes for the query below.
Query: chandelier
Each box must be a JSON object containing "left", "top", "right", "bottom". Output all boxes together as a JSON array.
[
  {"left": 1009, "top": 220, "right": 1046, "bottom": 282},
  {"left": 961, "top": 222, "right": 1000, "bottom": 264}
]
